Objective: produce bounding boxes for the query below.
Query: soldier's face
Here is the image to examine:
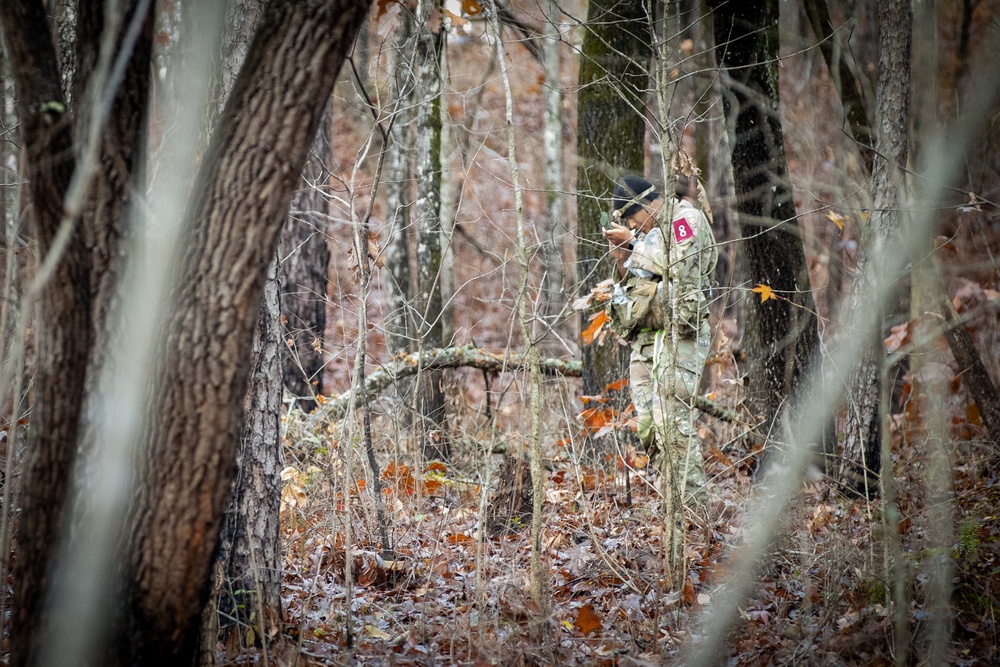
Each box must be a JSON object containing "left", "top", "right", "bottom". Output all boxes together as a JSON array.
[{"left": 626, "top": 206, "right": 656, "bottom": 234}]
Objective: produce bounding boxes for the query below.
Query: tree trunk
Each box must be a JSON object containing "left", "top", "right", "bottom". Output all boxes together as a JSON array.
[
  {"left": 1, "top": 3, "right": 89, "bottom": 663},
  {"left": 199, "top": 1, "right": 284, "bottom": 661},
  {"left": 839, "top": 0, "right": 911, "bottom": 495},
  {"left": 413, "top": 0, "right": 448, "bottom": 460},
  {"left": 119, "top": 3, "right": 370, "bottom": 664},
  {"left": 576, "top": 0, "right": 650, "bottom": 398},
  {"left": 217, "top": 257, "right": 284, "bottom": 654},
  {"left": 802, "top": 0, "right": 875, "bottom": 174},
  {"left": 383, "top": 7, "right": 415, "bottom": 360},
  {"left": 280, "top": 104, "right": 332, "bottom": 412},
  {"left": 710, "top": 0, "right": 820, "bottom": 446},
  {"left": 538, "top": 0, "right": 566, "bottom": 354}
]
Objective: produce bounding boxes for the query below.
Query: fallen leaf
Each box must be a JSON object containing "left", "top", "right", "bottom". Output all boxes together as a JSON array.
[{"left": 575, "top": 603, "right": 603, "bottom": 636}]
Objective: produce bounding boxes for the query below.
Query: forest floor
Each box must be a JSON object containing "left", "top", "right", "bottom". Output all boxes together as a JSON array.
[{"left": 251, "top": 321, "right": 1000, "bottom": 667}]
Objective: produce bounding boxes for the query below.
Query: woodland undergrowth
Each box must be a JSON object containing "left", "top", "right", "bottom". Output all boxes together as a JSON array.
[{"left": 265, "top": 308, "right": 1000, "bottom": 667}]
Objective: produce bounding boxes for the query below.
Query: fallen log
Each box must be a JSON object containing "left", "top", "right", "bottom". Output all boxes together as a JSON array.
[{"left": 310, "top": 344, "right": 735, "bottom": 423}]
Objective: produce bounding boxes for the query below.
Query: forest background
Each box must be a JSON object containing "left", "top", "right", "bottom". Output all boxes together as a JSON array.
[{"left": 1, "top": 0, "right": 999, "bottom": 665}]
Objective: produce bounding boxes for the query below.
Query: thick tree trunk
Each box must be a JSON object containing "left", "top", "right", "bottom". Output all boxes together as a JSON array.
[
  {"left": 197, "top": 1, "right": 284, "bottom": 661},
  {"left": 119, "top": 3, "right": 370, "bottom": 664},
  {"left": 413, "top": 0, "right": 448, "bottom": 460},
  {"left": 73, "top": 1, "right": 152, "bottom": 376},
  {"left": 839, "top": 0, "right": 911, "bottom": 495},
  {"left": 710, "top": 0, "right": 820, "bottom": 445},
  {"left": 1, "top": 3, "right": 88, "bottom": 664},
  {"left": 576, "top": 0, "right": 650, "bottom": 395}
]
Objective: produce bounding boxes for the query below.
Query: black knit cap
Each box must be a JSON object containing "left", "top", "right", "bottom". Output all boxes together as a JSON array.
[{"left": 613, "top": 175, "right": 660, "bottom": 220}]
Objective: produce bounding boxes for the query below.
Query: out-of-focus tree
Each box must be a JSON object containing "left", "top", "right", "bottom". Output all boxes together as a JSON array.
[{"left": 0, "top": 1, "right": 371, "bottom": 664}]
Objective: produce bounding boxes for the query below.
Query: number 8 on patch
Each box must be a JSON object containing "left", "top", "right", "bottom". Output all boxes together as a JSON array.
[{"left": 673, "top": 217, "right": 693, "bottom": 243}]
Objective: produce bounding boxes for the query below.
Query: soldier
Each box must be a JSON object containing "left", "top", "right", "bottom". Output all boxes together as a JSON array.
[{"left": 603, "top": 173, "right": 717, "bottom": 502}]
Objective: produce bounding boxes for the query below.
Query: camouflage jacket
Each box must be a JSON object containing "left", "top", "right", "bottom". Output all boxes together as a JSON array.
[{"left": 623, "top": 198, "right": 717, "bottom": 340}]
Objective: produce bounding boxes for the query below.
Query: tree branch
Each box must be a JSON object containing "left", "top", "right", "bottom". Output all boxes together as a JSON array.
[{"left": 311, "top": 344, "right": 736, "bottom": 423}]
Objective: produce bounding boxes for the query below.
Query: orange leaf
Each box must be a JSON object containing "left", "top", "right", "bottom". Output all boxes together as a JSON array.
[
  {"left": 368, "top": 231, "right": 384, "bottom": 269},
  {"left": 604, "top": 377, "right": 629, "bottom": 393},
  {"left": 752, "top": 283, "right": 776, "bottom": 303},
  {"left": 582, "top": 310, "right": 609, "bottom": 345},
  {"left": 448, "top": 533, "right": 473, "bottom": 544},
  {"left": 682, "top": 580, "right": 696, "bottom": 606},
  {"left": 967, "top": 402, "right": 983, "bottom": 426},
  {"left": 579, "top": 468, "right": 607, "bottom": 490},
  {"left": 707, "top": 446, "right": 734, "bottom": 468},
  {"left": 580, "top": 406, "right": 616, "bottom": 432},
  {"left": 422, "top": 479, "right": 443, "bottom": 495},
  {"left": 382, "top": 461, "right": 415, "bottom": 495},
  {"left": 424, "top": 461, "right": 448, "bottom": 474},
  {"left": 461, "top": 0, "right": 483, "bottom": 14},
  {"left": 575, "top": 604, "right": 603, "bottom": 636},
  {"left": 376, "top": 0, "right": 400, "bottom": 20}
]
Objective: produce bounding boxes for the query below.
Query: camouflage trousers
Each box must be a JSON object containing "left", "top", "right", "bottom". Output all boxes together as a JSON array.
[{"left": 629, "top": 322, "right": 711, "bottom": 502}]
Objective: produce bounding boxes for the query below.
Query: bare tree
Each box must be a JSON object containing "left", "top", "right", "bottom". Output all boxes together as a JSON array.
[
  {"left": 576, "top": 0, "right": 650, "bottom": 396},
  {"left": 838, "top": 0, "right": 911, "bottom": 494},
  {"left": 412, "top": 0, "right": 449, "bottom": 459},
  {"left": 0, "top": 1, "right": 371, "bottom": 664},
  {"left": 200, "top": 0, "right": 284, "bottom": 660},
  {"left": 709, "top": 0, "right": 821, "bottom": 451}
]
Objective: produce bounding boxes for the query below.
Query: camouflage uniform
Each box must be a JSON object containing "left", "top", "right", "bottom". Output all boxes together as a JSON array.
[{"left": 624, "top": 198, "right": 717, "bottom": 500}]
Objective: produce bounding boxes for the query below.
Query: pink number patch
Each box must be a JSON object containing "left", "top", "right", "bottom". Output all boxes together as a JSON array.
[{"left": 673, "top": 217, "right": 694, "bottom": 243}]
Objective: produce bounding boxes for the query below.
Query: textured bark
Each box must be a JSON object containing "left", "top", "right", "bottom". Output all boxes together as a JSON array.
[
  {"left": 280, "top": 104, "right": 331, "bottom": 411},
  {"left": 120, "top": 2, "right": 370, "bottom": 664},
  {"left": 0, "top": 3, "right": 89, "bottom": 665},
  {"left": 710, "top": 0, "right": 820, "bottom": 442},
  {"left": 197, "top": 1, "right": 284, "bottom": 661},
  {"left": 217, "top": 258, "right": 284, "bottom": 654},
  {"left": 73, "top": 1, "right": 152, "bottom": 376},
  {"left": 839, "top": 0, "right": 911, "bottom": 495},
  {"left": 576, "top": 0, "right": 650, "bottom": 397},
  {"left": 413, "top": 0, "right": 448, "bottom": 460}
]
